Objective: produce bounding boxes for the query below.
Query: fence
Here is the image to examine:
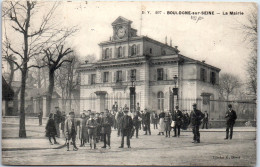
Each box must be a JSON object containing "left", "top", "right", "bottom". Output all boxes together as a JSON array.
[{"left": 3, "top": 97, "right": 256, "bottom": 122}]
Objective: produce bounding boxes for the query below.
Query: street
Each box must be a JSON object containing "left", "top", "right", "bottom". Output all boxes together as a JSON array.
[{"left": 2, "top": 123, "right": 256, "bottom": 166}]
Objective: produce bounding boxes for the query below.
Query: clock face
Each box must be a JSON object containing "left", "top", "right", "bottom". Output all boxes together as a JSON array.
[{"left": 117, "top": 27, "right": 126, "bottom": 38}]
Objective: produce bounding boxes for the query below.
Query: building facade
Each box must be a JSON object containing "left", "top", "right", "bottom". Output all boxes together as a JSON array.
[{"left": 78, "top": 16, "right": 221, "bottom": 118}]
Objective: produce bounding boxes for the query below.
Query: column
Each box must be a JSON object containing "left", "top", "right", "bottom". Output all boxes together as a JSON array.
[
  {"left": 95, "top": 91, "right": 107, "bottom": 113},
  {"left": 42, "top": 96, "right": 47, "bottom": 117}
]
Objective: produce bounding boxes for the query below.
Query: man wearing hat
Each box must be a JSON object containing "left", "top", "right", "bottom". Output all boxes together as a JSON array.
[
  {"left": 101, "top": 109, "right": 113, "bottom": 149},
  {"left": 190, "top": 103, "right": 204, "bottom": 143},
  {"left": 225, "top": 104, "right": 237, "bottom": 140},
  {"left": 143, "top": 108, "right": 151, "bottom": 135},
  {"left": 64, "top": 111, "right": 78, "bottom": 151},
  {"left": 172, "top": 106, "right": 183, "bottom": 137},
  {"left": 119, "top": 109, "right": 133, "bottom": 148}
]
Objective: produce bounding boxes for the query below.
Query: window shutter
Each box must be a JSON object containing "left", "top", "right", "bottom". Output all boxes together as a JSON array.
[
  {"left": 109, "top": 72, "right": 112, "bottom": 83},
  {"left": 122, "top": 70, "right": 126, "bottom": 81},
  {"left": 127, "top": 70, "right": 131, "bottom": 81},
  {"left": 136, "top": 69, "right": 140, "bottom": 81},
  {"left": 113, "top": 71, "right": 116, "bottom": 82},
  {"left": 154, "top": 69, "right": 157, "bottom": 81},
  {"left": 102, "top": 49, "right": 105, "bottom": 59},
  {"left": 137, "top": 44, "right": 140, "bottom": 55},
  {"left": 164, "top": 68, "right": 167, "bottom": 80},
  {"left": 123, "top": 46, "right": 126, "bottom": 57},
  {"left": 115, "top": 48, "right": 118, "bottom": 58},
  {"left": 205, "top": 70, "right": 207, "bottom": 82},
  {"left": 128, "top": 46, "right": 131, "bottom": 57},
  {"left": 109, "top": 48, "right": 112, "bottom": 59},
  {"left": 88, "top": 74, "right": 91, "bottom": 85}
]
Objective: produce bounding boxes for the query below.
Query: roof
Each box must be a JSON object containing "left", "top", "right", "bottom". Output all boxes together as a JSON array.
[{"left": 111, "top": 16, "right": 132, "bottom": 26}]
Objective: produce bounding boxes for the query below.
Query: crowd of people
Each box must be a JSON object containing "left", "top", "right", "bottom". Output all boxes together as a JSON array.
[{"left": 44, "top": 102, "right": 237, "bottom": 151}]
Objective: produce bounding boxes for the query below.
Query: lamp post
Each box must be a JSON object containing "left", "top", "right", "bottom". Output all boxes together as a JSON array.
[
  {"left": 172, "top": 75, "right": 178, "bottom": 109},
  {"left": 129, "top": 73, "right": 136, "bottom": 113}
]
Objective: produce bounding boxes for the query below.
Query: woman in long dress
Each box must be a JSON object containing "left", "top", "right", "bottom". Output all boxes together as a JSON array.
[
  {"left": 80, "top": 113, "right": 88, "bottom": 147},
  {"left": 157, "top": 110, "right": 166, "bottom": 135}
]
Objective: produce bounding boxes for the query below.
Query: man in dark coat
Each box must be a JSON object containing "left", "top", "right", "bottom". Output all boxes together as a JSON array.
[
  {"left": 143, "top": 108, "right": 151, "bottom": 135},
  {"left": 131, "top": 111, "right": 140, "bottom": 138},
  {"left": 172, "top": 106, "right": 183, "bottom": 137},
  {"left": 119, "top": 109, "right": 133, "bottom": 148},
  {"left": 225, "top": 104, "right": 237, "bottom": 140},
  {"left": 202, "top": 111, "right": 209, "bottom": 129},
  {"left": 101, "top": 109, "right": 113, "bottom": 148},
  {"left": 190, "top": 103, "right": 204, "bottom": 143},
  {"left": 54, "top": 107, "right": 62, "bottom": 138},
  {"left": 116, "top": 108, "right": 124, "bottom": 136}
]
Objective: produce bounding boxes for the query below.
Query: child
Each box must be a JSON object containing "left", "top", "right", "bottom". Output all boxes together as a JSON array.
[
  {"left": 46, "top": 113, "right": 58, "bottom": 145},
  {"left": 164, "top": 112, "right": 172, "bottom": 138},
  {"left": 87, "top": 113, "right": 98, "bottom": 149}
]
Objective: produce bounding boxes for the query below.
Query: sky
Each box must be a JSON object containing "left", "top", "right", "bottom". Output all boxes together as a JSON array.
[{"left": 3, "top": 1, "right": 256, "bottom": 81}]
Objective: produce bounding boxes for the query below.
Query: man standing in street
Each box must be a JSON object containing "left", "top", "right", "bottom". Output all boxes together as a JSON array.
[
  {"left": 101, "top": 109, "right": 113, "bottom": 149},
  {"left": 54, "top": 106, "right": 62, "bottom": 138},
  {"left": 172, "top": 106, "right": 183, "bottom": 137},
  {"left": 38, "top": 109, "right": 43, "bottom": 126},
  {"left": 119, "top": 109, "right": 133, "bottom": 148},
  {"left": 64, "top": 111, "right": 78, "bottom": 151},
  {"left": 202, "top": 111, "right": 209, "bottom": 129},
  {"left": 116, "top": 107, "right": 124, "bottom": 137},
  {"left": 143, "top": 108, "right": 151, "bottom": 135},
  {"left": 190, "top": 103, "right": 204, "bottom": 143},
  {"left": 225, "top": 104, "right": 237, "bottom": 140}
]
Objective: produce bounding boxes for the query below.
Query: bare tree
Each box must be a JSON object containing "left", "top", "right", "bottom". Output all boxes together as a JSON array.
[
  {"left": 239, "top": 5, "right": 257, "bottom": 96},
  {"left": 219, "top": 73, "right": 240, "bottom": 101},
  {"left": 42, "top": 43, "right": 75, "bottom": 116},
  {"left": 55, "top": 54, "right": 80, "bottom": 112},
  {"left": 2, "top": 1, "right": 62, "bottom": 137}
]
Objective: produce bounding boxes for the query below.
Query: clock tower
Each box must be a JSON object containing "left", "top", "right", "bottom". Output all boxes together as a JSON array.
[{"left": 112, "top": 16, "right": 137, "bottom": 41}]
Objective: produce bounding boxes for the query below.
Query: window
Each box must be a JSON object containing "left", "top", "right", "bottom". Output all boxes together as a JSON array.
[
  {"left": 103, "top": 72, "right": 109, "bottom": 83},
  {"left": 130, "top": 69, "right": 136, "bottom": 81},
  {"left": 116, "top": 71, "right": 122, "bottom": 82},
  {"left": 150, "top": 48, "right": 152, "bottom": 54},
  {"left": 157, "top": 68, "right": 164, "bottom": 81},
  {"left": 131, "top": 44, "right": 137, "bottom": 56},
  {"left": 91, "top": 74, "right": 96, "bottom": 84},
  {"left": 162, "top": 50, "right": 166, "bottom": 55},
  {"left": 200, "top": 68, "right": 207, "bottom": 82},
  {"left": 118, "top": 47, "right": 122, "bottom": 58},
  {"left": 104, "top": 48, "right": 109, "bottom": 59},
  {"left": 157, "top": 91, "right": 164, "bottom": 110},
  {"left": 210, "top": 72, "right": 216, "bottom": 85}
]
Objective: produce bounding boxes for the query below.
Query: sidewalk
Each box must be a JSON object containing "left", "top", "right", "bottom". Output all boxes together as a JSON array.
[{"left": 2, "top": 138, "right": 66, "bottom": 151}]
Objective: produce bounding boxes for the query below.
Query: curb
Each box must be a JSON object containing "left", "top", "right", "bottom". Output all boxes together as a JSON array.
[{"left": 2, "top": 144, "right": 66, "bottom": 151}]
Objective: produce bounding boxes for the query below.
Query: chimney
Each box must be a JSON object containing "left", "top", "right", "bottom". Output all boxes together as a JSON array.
[
  {"left": 165, "top": 36, "right": 167, "bottom": 45},
  {"left": 85, "top": 60, "right": 88, "bottom": 64},
  {"left": 109, "top": 37, "right": 112, "bottom": 41},
  {"left": 202, "top": 60, "right": 205, "bottom": 63},
  {"left": 175, "top": 46, "right": 178, "bottom": 49},
  {"left": 170, "top": 38, "right": 172, "bottom": 47}
]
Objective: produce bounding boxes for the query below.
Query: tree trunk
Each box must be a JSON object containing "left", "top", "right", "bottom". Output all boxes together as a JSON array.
[
  {"left": 19, "top": 69, "right": 27, "bottom": 138},
  {"left": 47, "top": 69, "right": 55, "bottom": 116}
]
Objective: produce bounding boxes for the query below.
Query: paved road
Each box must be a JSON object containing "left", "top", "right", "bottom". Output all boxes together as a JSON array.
[{"left": 2, "top": 124, "right": 256, "bottom": 166}]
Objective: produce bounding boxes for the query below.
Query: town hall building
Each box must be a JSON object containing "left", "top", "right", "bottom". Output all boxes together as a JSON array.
[{"left": 78, "top": 16, "right": 221, "bottom": 118}]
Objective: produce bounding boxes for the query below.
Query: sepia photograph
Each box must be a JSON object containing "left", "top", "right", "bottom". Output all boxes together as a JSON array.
[{"left": 1, "top": 1, "right": 257, "bottom": 166}]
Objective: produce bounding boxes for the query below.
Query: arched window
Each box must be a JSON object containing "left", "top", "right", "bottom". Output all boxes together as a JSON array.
[
  {"left": 105, "top": 48, "right": 109, "bottom": 59},
  {"left": 131, "top": 44, "right": 137, "bottom": 56},
  {"left": 118, "top": 47, "right": 122, "bottom": 58},
  {"left": 157, "top": 91, "right": 164, "bottom": 110}
]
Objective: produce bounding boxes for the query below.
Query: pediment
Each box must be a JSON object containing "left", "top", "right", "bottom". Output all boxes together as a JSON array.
[{"left": 112, "top": 16, "right": 132, "bottom": 26}]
